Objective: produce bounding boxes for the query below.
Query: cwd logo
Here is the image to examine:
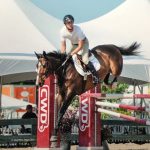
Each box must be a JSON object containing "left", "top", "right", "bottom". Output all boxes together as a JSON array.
[
  {"left": 38, "top": 85, "right": 49, "bottom": 132},
  {"left": 79, "top": 97, "right": 90, "bottom": 131}
]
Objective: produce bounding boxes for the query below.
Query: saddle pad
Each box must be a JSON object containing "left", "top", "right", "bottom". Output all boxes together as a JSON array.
[{"left": 72, "top": 53, "right": 100, "bottom": 76}]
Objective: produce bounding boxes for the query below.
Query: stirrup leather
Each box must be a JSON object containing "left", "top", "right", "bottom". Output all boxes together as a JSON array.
[{"left": 87, "top": 61, "right": 100, "bottom": 84}]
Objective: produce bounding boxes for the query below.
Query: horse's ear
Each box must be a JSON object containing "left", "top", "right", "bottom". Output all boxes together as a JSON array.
[
  {"left": 34, "top": 51, "right": 40, "bottom": 59},
  {"left": 43, "top": 51, "right": 46, "bottom": 56},
  {"left": 43, "top": 51, "right": 48, "bottom": 60}
]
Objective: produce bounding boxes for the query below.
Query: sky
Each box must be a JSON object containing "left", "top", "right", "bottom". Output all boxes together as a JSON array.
[{"left": 31, "top": 0, "right": 125, "bottom": 23}]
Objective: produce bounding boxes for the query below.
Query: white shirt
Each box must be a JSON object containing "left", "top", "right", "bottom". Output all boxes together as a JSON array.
[{"left": 60, "top": 25, "right": 86, "bottom": 44}]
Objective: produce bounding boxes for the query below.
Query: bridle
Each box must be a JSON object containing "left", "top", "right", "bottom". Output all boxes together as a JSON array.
[
  {"left": 36, "top": 54, "right": 71, "bottom": 86},
  {"left": 36, "top": 57, "right": 50, "bottom": 86}
]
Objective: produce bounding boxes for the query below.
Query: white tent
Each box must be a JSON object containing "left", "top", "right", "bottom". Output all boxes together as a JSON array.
[
  {"left": 0, "top": 0, "right": 56, "bottom": 84},
  {"left": 0, "top": 0, "right": 56, "bottom": 53},
  {"left": 1, "top": 94, "right": 35, "bottom": 109},
  {"left": 0, "top": 0, "right": 150, "bottom": 85},
  {"left": 80, "top": 0, "right": 150, "bottom": 84},
  {"left": 1, "top": 94, "right": 36, "bottom": 119}
]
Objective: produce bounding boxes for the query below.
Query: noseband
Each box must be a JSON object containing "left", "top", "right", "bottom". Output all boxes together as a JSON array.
[{"left": 37, "top": 59, "right": 50, "bottom": 83}]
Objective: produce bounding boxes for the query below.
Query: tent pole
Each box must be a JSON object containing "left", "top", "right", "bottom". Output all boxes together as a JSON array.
[
  {"left": 138, "top": 85, "right": 144, "bottom": 119},
  {"left": 133, "top": 81, "right": 136, "bottom": 117},
  {"left": 0, "top": 77, "right": 2, "bottom": 119},
  {"left": 35, "top": 85, "right": 38, "bottom": 114}
]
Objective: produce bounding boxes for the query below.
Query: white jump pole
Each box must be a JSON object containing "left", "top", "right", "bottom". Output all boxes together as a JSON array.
[
  {"left": 96, "top": 102, "right": 150, "bottom": 112},
  {"left": 97, "top": 108, "right": 150, "bottom": 125},
  {"left": 81, "top": 93, "right": 150, "bottom": 99}
]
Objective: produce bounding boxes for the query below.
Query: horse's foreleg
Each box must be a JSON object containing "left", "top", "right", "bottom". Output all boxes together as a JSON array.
[
  {"left": 57, "top": 93, "right": 75, "bottom": 130},
  {"left": 57, "top": 99, "right": 72, "bottom": 128},
  {"left": 51, "top": 97, "right": 73, "bottom": 148},
  {"left": 53, "top": 92, "right": 64, "bottom": 135},
  {"left": 50, "top": 92, "right": 64, "bottom": 147}
]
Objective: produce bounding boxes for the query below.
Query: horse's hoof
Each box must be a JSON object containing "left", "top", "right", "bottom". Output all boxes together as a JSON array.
[
  {"left": 111, "top": 82, "right": 117, "bottom": 89},
  {"left": 50, "top": 135, "right": 58, "bottom": 148}
]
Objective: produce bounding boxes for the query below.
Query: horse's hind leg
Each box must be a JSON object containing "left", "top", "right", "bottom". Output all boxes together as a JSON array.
[
  {"left": 104, "top": 73, "right": 117, "bottom": 85},
  {"left": 103, "top": 73, "right": 118, "bottom": 89},
  {"left": 111, "top": 76, "right": 117, "bottom": 84},
  {"left": 104, "top": 73, "right": 110, "bottom": 85}
]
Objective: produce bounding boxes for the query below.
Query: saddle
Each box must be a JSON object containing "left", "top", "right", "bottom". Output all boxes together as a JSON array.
[
  {"left": 76, "top": 54, "right": 88, "bottom": 72},
  {"left": 72, "top": 51, "right": 100, "bottom": 78}
]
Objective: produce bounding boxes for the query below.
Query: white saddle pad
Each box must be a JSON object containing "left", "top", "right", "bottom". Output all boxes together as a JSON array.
[{"left": 72, "top": 54, "right": 100, "bottom": 76}]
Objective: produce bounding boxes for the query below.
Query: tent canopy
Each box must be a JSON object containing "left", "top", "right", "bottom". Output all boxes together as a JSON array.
[
  {"left": 81, "top": 0, "right": 150, "bottom": 84},
  {"left": 1, "top": 94, "right": 36, "bottom": 109},
  {"left": 0, "top": 0, "right": 56, "bottom": 83},
  {"left": 0, "top": 0, "right": 56, "bottom": 53},
  {"left": 0, "top": 0, "right": 150, "bottom": 85},
  {"left": 0, "top": 55, "right": 37, "bottom": 84}
]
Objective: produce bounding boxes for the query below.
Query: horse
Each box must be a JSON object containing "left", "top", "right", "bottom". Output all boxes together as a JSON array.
[{"left": 35, "top": 42, "right": 140, "bottom": 135}]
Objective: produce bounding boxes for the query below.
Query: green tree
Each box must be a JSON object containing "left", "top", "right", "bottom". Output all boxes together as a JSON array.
[
  {"left": 70, "top": 83, "right": 131, "bottom": 119},
  {"left": 101, "top": 83, "right": 131, "bottom": 119}
]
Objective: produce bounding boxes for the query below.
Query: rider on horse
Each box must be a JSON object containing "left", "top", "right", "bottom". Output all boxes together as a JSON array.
[{"left": 60, "top": 14, "right": 99, "bottom": 84}]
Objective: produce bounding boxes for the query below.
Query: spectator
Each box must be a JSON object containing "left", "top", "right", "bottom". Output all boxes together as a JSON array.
[
  {"left": 22, "top": 105, "right": 37, "bottom": 119},
  {"left": 21, "top": 105, "right": 37, "bottom": 133}
]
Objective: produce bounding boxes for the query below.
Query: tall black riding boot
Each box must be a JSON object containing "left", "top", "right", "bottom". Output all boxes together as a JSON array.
[{"left": 87, "top": 61, "right": 99, "bottom": 84}]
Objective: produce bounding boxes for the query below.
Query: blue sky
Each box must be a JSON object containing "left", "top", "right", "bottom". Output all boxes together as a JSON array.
[{"left": 31, "top": 0, "right": 125, "bottom": 23}]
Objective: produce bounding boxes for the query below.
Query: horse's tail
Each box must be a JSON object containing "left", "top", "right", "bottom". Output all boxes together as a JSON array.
[{"left": 116, "top": 42, "right": 140, "bottom": 56}]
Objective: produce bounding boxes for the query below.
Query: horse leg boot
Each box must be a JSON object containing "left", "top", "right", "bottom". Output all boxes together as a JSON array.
[
  {"left": 50, "top": 111, "right": 65, "bottom": 148},
  {"left": 50, "top": 106, "right": 64, "bottom": 147},
  {"left": 87, "top": 61, "right": 99, "bottom": 84},
  {"left": 50, "top": 113, "right": 64, "bottom": 148},
  {"left": 50, "top": 122, "right": 60, "bottom": 148}
]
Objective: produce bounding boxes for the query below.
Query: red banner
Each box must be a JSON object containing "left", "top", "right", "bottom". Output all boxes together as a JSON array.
[
  {"left": 79, "top": 86, "right": 101, "bottom": 148},
  {"left": 37, "top": 75, "right": 56, "bottom": 148}
]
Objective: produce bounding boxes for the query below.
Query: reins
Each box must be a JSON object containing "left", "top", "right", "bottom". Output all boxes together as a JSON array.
[
  {"left": 56, "top": 58, "right": 69, "bottom": 72},
  {"left": 56, "top": 54, "right": 74, "bottom": 72}
]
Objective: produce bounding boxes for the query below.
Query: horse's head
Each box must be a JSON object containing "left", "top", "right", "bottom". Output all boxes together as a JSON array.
[
  {"left": 35, "top": 51, "right": 66, "bottom": 87},
  {"left": 35, "top": 51, "right": 53, "bottom": 87}
]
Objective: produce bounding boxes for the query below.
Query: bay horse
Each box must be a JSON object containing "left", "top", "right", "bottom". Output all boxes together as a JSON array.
[{"left": 35, "top": 42, "right": 140, "bottom": 135}]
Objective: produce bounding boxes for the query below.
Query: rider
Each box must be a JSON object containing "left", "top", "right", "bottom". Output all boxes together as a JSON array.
[{"left": 60, "top": 14, "right": 99, "bottom": 84}]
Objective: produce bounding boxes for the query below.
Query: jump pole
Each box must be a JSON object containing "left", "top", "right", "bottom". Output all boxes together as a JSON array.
[
  {"left": 36, "top": 75, "right": 60, "bottom": 149},
  {"left": 77, "top": 86, "right": 103, "bottom": 150},
  {"left": 82, "top": 93, "right": 150, "bottom": 99},
  {"left": 96, "top": 102, "right": 150, "bottom": 112},
  {"left": 98, "top": 108, "right": 150, "bottom": 125}
]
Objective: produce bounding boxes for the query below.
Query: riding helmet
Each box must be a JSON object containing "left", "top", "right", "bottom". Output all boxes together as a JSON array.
[{"left": 63, "top": 15, "right": 74, "bottom": 24}]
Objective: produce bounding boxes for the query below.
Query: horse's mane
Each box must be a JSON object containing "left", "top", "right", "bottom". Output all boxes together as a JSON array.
[
  {"left": 46, "top": 51, "right": 74, "bottom": 65},
  {"left": 46, "top": 51, "right": 74, "bottom": 87},
  {"left": 46, "top": 51, "right": 67, "bottom": 61}
]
